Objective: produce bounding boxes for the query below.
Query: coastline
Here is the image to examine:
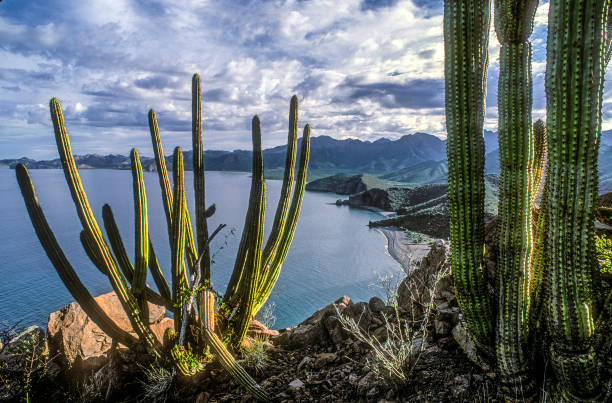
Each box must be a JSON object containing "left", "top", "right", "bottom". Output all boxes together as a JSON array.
[{"left": 377, "top": 226, "right": 431, "bottom": 273}]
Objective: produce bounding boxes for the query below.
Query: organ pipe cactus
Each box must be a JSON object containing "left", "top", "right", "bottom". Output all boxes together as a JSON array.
[
  {"left": 16, "top": 74, "right": 311, "bottom": 401},
  {"left": 445, "top": 0, "right": 611, "bottom": 400},
  {"left": 493, "top": 0, "right": 539, "bottom": 397},
  {"left": 544, "top": 0, "right": 609, "bottom": 399},
  {"left": 443, "top": 0, "right": 494, "bottom": 348}
]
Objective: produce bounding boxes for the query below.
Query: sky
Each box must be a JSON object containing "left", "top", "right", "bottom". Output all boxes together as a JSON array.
[{"left": 0, "top": 0, "right": 610, "bottom": 159}]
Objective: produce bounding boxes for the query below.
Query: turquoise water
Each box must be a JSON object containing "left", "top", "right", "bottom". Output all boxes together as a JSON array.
[{"left": 0, "top": 168, "right": 400, "bottom": 329}]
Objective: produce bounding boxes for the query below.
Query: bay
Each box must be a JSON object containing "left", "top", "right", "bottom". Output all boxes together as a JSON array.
[{"left": 0, "top": 168, "right": 401, "bottom": 329}]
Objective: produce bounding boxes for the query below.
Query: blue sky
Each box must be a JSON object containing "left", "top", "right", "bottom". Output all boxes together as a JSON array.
[{"left": 0, "top": 0, "right": 609, "bottom": 159}]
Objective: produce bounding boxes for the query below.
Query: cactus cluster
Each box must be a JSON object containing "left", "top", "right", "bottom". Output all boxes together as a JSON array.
[
  {"left": 445, "top": 0, "right": 611, "bottom": 400},
  {"left": 16, "top": 74, "right": 311, "bottom": 401}
]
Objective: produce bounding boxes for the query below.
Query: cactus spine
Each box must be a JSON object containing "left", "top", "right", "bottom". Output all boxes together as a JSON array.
[
  {"left": 544, "top": 1, "right": 609, "bottom": 399},
  {"left": 493, "top": 0, "right": 539, "bottom": 396},
  {"left": 443, "top": 0, "right": 494, "bottom": 347}
]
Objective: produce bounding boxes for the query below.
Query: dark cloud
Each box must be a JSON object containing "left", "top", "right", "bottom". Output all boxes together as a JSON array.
[
  {"left": 133, "top": 75, "right": 177, "bottom": 90},
  {"left": 344, "top": 78, "right": 445, "bottom": 109}
]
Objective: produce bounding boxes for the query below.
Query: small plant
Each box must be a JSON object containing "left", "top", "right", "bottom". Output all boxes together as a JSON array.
[
  {"left": 240, "top": 337, "right": 271, "bottom": 374},
  {"left": 370, "top": 271, "right": 405, "bottom": 307},
  {"left": 0, "top": 327, "right": 54, "bottom": 403},
  {"left": 596, "top": 234, "right": 612, "bottom": 274},
  {"left": 138, "top": 364, "right": 174, "bottom": 402},
  {"left": 337, "top": 268, "right": 444, "bottom": 385},
  {"left": 255, "top": 302, "right": 277, "bottom": 330}
]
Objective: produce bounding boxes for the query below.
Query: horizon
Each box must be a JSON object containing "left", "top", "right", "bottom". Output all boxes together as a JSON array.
[{"left": 0, "top": 0, "right": 610, "bottom": 160}]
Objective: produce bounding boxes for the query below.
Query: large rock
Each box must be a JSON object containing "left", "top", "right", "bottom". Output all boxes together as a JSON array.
[
  {"left": 397, "top": 239, "right": 452, "bottom": 322},
  {"left": 47, "top": 291, "right": 170, "bottom": 377},
  {"left": 275, "top": 296, "right": 352, "bottom": 348}
]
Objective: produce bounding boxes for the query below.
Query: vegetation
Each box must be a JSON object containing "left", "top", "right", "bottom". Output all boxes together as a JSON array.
[
  {"left": 444, "top": 0, "right": 611, "bottom": 401},
  {"left": 596, "top": 234, "right": 612, "bottom": 274},
  {"left": 15, "top": 74, "right": 311, "bottom": 401}
]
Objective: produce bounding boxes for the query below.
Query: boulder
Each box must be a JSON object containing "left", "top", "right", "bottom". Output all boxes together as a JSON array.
[
  {"left": 47, "top": 291, "right": 169, "bottom": 378},
  {"left": 247, "top": 320, "right": 280, "bottom": 339},
  {"left": 397, "top": 239, "right": 452, "bottom": 322},
  {"left": 275, "top": 296, "right": 352, "bottom": 348}
]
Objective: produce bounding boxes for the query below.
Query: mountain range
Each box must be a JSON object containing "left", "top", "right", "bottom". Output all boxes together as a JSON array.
[{"left": 3, "top": 129, "right": 611, "bottom": 190}]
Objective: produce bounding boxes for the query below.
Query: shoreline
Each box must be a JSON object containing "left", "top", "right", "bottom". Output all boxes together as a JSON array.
[{"left": 377, "top": 226, "right": 431, "bottom": 273}]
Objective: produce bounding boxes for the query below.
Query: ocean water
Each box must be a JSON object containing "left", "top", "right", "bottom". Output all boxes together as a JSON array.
[{"left": 0, "top": 168, "right": 401, "bottom": 330}]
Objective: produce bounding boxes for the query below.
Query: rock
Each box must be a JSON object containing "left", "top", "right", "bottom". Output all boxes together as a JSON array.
[
  {"left": 288, "top": 378, "right": 304, "bottom": 390},
  {"left": 451, "top": 321, "right": 490, "bottom": 371},
  {"left": 434, "top": 319, "right": 451, "bottom": 336},
  {"left": 275, "top": 296, "right": 352, "bottom": 348},
  {"left": 371, "top": 326, "right": 389, "bottom": 342},
  {"left": 368, "top": 297, "right": 386, "bottom": 312},
  {"left": 397, "top": 239, "right": 451, "bottom": 322},
  {"left": 247, "top": 320, "right": 279, "bottom": 339},
  {"left": 313, "top": 352, "right": 336, "bottom": 368},
  {"left": 47, "top": 291, "right": 168, "bottom": 379},
  {"left": 0, "top": 326, "right": 46, "bottom": 361},
  {"left": 297, "top": 356, "right": 314, "bottom": 372}
]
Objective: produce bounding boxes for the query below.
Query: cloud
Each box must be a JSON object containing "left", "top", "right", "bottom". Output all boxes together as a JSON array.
[{"left": 0, "top": 0, "right": 609, "bottom": 160}]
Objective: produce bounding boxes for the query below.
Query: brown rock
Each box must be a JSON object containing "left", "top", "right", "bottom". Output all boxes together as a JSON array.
[
  {"left": 247, "top": 319, "right": 280, "bottom": 339},
  {"left": 47, "top": 291, "right": 168, "bottom": 378}
]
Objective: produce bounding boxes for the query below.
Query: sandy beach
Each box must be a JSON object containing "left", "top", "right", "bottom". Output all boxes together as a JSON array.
[{"left": 378, "top": 226, "right": 431, "bottom": 273}]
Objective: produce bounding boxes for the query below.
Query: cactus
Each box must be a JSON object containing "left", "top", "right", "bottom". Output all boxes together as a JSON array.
[
  {"left": 17, "top": 76, "right": 309, "bottom": 401},
  {"left": 15, "top": 164, "right": 136, "bottom": 347},
  {"left": 493, "top": 0, "right": 539, "bottom": 397},
  {"left": 443, "top": 0, "right": 494, "bottom": 348},
  {"left": 544, "top": 0, "right": 609, "bottom": 399}
]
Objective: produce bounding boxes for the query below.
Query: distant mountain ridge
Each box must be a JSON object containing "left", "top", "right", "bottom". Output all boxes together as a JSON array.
[
  {"left": 4, "top": 130, "right": 612, "bottom": 192},
  {"left": 0, "top": 133, "right": 448, "bottom": 173}
]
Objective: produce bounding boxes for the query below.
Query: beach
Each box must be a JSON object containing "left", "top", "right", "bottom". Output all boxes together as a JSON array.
[{"left": 378, "top": 226, "right": 431, "bottom": 273}]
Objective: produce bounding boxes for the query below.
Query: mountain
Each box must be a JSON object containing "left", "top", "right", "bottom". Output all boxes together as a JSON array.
[
  {"left": 1, "top": 133, "right": 447, "bottom": 174},
  {"left": 380, "top": 159, "right": 448, "bottom": 184}
]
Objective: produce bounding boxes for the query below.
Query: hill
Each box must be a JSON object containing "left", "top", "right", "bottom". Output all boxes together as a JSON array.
[{"left": 305, "top": 173, "right": 389, "bottom": 195}]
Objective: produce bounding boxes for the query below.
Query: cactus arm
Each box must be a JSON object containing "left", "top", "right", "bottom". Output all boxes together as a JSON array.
[
  {"left": 199, "top": 290, "right": 269, "bottom": 402},
  {"left": 80, "top": 230, "right": 109, "bottom": 276},
  {"left": 443, "top": 0, "right": 494, "bottom": 347},
  {"left": 15, "top": 164, "right": 137, "bottom": 347},
  {"left": 229, "top": 116, "right": 267, "bottom": 347},
  {"left": 148, "top": 236, "right": 171, "bottom": 301},
  {"left": 260, "top": 95, "right": 298, "bottom": 271},
  {"left": 99, "top": 206, "right": 172, "bottom": 310},
  {"left": 148, "top": 109, "right": 198, "bottom": 271},
  {"left": 130, "top": 149, "right": 149, "bottom": 302},
  {"left": 50, "top": 99, "right": 161, "bottom": 355},
  {"left": 102, "top": 204, "right": 135, "bottom": 283},
  {"left": 254, "top": 124, "right": 311, "bottom": 313},
  {"left": 171, "top": 147, "right": 189, "bottom": 330},
  {"left": 544, "top": 1, "right": 609, "bottom": 399},
  {"left": 192, "top": 74, "right": 212, "bottom": 282}
]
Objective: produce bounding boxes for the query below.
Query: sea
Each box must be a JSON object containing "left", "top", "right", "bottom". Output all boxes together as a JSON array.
[{"left": 0, "top": 168, "right": 401, "bottom": 330}]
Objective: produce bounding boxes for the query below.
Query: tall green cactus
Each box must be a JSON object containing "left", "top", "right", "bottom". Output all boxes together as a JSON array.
[
  {"left": 444, "top": 0, "right": 494, "bottom": 348},
  {"left": 544, "top": 0, "right": 609, "bottom": 399},
  {"left": 17, "top": 76, "right": 310, "bottom": 401},
  {"left": 493, "top": 0, "right": 539, "bottom": 397}
]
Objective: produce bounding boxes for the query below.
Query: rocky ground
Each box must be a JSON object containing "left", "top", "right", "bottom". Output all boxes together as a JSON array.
[{"left": 1, "top": 237, "right": 610, "bottom": 402}]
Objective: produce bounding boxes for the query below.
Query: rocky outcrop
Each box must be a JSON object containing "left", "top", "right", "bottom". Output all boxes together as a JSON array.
[
  {"left": 47, "top": 291, "right": 172, "bottom": 378},
  {"left": 305, "top": 173, "right": 389, "bottom": 195},
  {"left": 348, "top": 188, "right": 392, "bottom": 210}
]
